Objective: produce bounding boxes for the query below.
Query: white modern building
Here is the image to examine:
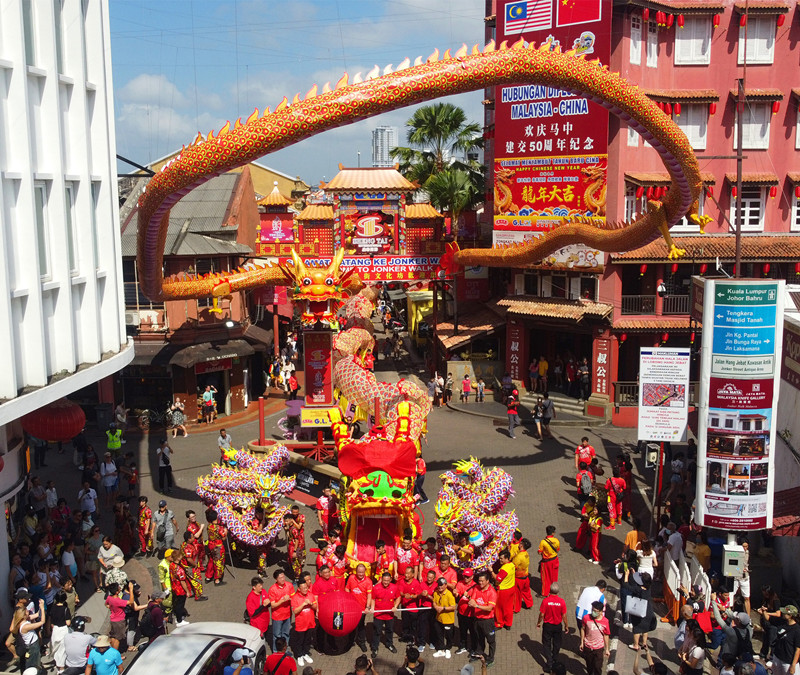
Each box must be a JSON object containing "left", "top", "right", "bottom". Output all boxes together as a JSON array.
[
  {"left": 371, "top": 125, "right": 398, "bottom": 167},
  {"left": 0, "top": 0, "right": 132, "bottom": 614}
]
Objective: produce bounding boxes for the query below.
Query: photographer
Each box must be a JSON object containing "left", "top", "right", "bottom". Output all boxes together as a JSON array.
[
  {"left": 347, "top": 654, "right": 381, "bottom": 675},
  {"left": 224, "top": 647, "right": 255, "bottom": 675}
]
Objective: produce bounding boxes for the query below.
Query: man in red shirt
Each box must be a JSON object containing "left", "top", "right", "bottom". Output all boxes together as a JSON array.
[
  {"left": 580, "top": 600, "right": 610, "bottom": 675},
  {"left": 419, "top": 537, "right": 439, "bottom": 580},
  {"left": 537, "top": 581, "right": 569, "bottom": 674},
  {"left": 417, "top": 569, "right": 437, "bottom": 652},
  {"left": 395, "top": 535, "right": 420, "bottom": 581},
  {"left": 263, "top": 637, "right": 297, "bottom": 675},
  {"left": 290, "top": 579, "right": 317, "bottom": 667},
  {"left": 345, "top": 563, "right": 373, "bottom": 653},
  {"left": 455, "top": 568, "right": 477, "bottom": 656},
  {"left": 437, "top": 555, "right": 457, "bottom": 592},
  {"left": 268, "top": 569, "right": 293, "bottom": 652},
  {"left": 575, "top": 437, "right": 596, "bottom": 470},
  {"left": 373, "top": 540, "right": 396, "bottom": 581},
  {"left": 468, "top": 571, "right": 497, "bottom": 666},
  {"left": 168, "top": 549, "right": 191, "bottom": 626},
  {"left": 397, "top": 566, "right": 420, "bottom": 644},
  {"left": 245, "top": 576, "right": 270, "bottom": 638},
  {"left": 370, "top": 571, "right": 399, "bottom": 659}
]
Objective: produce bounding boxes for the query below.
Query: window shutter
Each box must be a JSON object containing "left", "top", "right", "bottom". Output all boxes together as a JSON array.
[{"left": 630, "top": 15, "right": 642, "bottom": 65}]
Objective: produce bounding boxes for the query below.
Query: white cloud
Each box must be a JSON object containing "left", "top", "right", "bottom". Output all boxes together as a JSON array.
[{"left": 118, "top": 74, "right": 190, "bottom": 109}]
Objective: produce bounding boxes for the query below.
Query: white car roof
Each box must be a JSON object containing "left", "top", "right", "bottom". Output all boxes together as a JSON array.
[
  {"left": 124, "top": 634, "right": 225, "bottom": 674},
  {"left": 170, "top": 621, "right": 263, "bottom": 651}
]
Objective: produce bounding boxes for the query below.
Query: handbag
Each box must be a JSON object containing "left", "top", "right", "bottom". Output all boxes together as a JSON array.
[{"left": 625, "top": 595, "right": 649, "bottom": 618}]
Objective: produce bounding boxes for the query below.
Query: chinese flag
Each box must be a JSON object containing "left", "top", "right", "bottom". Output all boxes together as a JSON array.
[{"left": 557, "top": 0, "right": 603, "bottom": 27}]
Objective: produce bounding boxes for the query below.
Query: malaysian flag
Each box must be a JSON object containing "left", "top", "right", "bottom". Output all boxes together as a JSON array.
[{"left": 505, "top": 0, "right": 552, "bottom": 36}]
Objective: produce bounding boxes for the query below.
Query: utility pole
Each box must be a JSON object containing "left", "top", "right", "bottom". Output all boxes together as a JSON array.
[{"left": 735, "top": 78, "right": 744, "bottom": 278}]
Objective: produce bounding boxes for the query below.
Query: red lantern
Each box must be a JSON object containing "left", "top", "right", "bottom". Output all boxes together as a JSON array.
[
  {"left": 777, "top": 14, "right": 786, "bottom": 27},
  {"left": 656, "top": 11, "right": 663, "bottom": 26},
  {"left": 639, "top": 264, "right": 648, "bottom": 276},
  {"left": 677, "top": 14, "right": 685, "bottom": 28},
  {"left": 700, "top": 263, "right": 708, "bottom": 275},
  {"left": 732, "top": 264, "right": 737, "bottom": 276},
  {"left": 620, "top": 333, "right": 628, "bottom": 344},
  {"left": 317, "top": 591, "right": 364, "bottom": 637},
  {"left": 661, "top": 332, "right": 670, "bottom": 343},
  {"left": 642, "top": 8, "right": 649, "bottom": 21},
  {"left": 705, "top": 185, "right": 714, "bottom": 197},
  {"left": 21, "top": 398, "right": 86, "bottom": 442},
  {"left": 647, "top": 186, "right": 655, "bottom": 199},
  {"left": 636, "top": 186, "right": 645, "bottom": 198},
  {"left": 763, "top": 263, "right": 771, "bottom": 276},
  {"left": 667, "top": 14, "right": 674, "bottom": 28},
  {"left": 795, "top": 185, "right": 800, "bottom": 199},
  {"left": 690, "top": 331, "right": 696, "bottom": 344},
  {"left": 713, "top": 14, "right": 721, "bottom": 28},
  {"left": 795, "top": 262, "right": 800, "bottom": 274},
  {"left": 740, "top": 14, "right": 747, "bottom": 27},
  {"left": 664, "top": 102, "right": 672, "bottom": 116},
  {"left": 732, "top": 186, "right": 737, "bottom": 199},
  {"left": 709, "top": 102, "right": 717, "bottom": 116},
  {"left": 770, "top": 185, "right": 778, "bottom": 199},
  {"left": 772, "top": 101, "right": 780, "bottom": 115},
  {"left": 671, "top": 263, "right": 679, "bottom": 274},
  {"left": 674, "top": 102, "right": 682, "bottom": 117},
  {"left": 382, "top": 242, "right": 391, "bottom": 253}
]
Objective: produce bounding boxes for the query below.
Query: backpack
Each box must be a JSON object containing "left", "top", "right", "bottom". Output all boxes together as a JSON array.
[
  {"left": 733, "top": 625, "right": 754, "bottom": 660},
  {"left": 139, "top": 606, "right": 155, "bottom": 637},
  {"left": 579, "top": 472, "right": 593, "bottom": 496}
]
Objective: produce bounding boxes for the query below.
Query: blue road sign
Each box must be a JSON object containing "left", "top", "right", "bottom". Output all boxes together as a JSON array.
[
  {"left": 712, "top": 325, "right": 777, "bottom": 355},
  {"left": 712, "top": 304, "right": 777, "bottom": 328}
]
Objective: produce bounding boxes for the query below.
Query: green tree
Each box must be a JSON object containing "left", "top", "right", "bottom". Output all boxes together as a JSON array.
[{"left": 424, "top": 168, "right": 478, "bottom": 237}]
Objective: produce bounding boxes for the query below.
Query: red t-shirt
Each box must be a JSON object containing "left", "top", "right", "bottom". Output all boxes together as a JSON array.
[
  {"left": 437, "top": 566, "right": 457, "bottom": 588},
  {"left": 395, "top": 547, "right": 419, "bottom": 577},
  {"left": 540, "top": 594, "right": 567, "bottom": 625},
  {"left": 371, "top": 582, "right": 399, "bottom": 620},
  {"left": 312, "top": 575, "right": 340, "bottom": 597},
  {"left": 245, "top": 589, "right": 270, "bottom": 634},
  {"left": 169, "top": 562, "right": 188, "bottom": 596},
  {"left": 576, "top": 444, "right": 596, "bottom": 465},
  {"left": 455, "top": 580, "right": 476, "bottom": 616},
  {"left": 582, "top": 614, "right": 610, "bottom": 650},
  {"left": 345, "top": 575, "right": 373, "bottom": 609},
  {"left": 374, "top": 549, "right": 395, "bottom": 579},
  {"left": 418, "top": 579, "right": 437, "bottom": 608},
  {"left": 264, "top": 653, "right": 297, "bottom": 675},
  {"left": 468, "top": 585, "right": 498, "bottom": 620},
  {"left": 397, "top": 578, "right": 420, "bottom": 609},
  {"left": 291, "top": 590, "right": 317, "bottom": 632},
  {"left": 106, "top": 595, "right": 128, "bottom": 623},
  {"left": 268, "top": 582, "right": 293, "bottom": 621},
  {"left": 420, "top": 549, "right": 438, "bottom": 574}
]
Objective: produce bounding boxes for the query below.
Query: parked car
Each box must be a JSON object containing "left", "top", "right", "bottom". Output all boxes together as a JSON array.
[{"left": 124, "top": 622, "right": 266, "bottom": 675}]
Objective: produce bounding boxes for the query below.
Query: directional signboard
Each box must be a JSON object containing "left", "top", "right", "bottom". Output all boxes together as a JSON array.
[{"left": 696, "top": 278, "right": 784, "bottom": 530}]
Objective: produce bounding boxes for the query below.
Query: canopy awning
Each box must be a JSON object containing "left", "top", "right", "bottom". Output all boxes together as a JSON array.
[
  {"left": 169, "top": 339, "right": 255, "bottom": 369},
  {"left": 498, "top": 297, "right": 613, "bottom": 323},
  {"left": 437, "top": 305, "right": 506, "bottom": 351},
  {"left": 772, "top": 487, "right": 800, "bottom": 536}
]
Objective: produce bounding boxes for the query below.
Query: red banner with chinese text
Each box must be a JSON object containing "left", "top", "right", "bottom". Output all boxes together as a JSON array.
[
  {"left": 303, "top": 332, "right": 333, "bottom": 406},
  {"left": 592, "top": 338, "right": 611, "bottom": 397},
  {"left": 259, "top": 213, "right": 294, "bottom": 243},
  {"left": 505, "top": 321, "right": 528, "bottom": 382}
]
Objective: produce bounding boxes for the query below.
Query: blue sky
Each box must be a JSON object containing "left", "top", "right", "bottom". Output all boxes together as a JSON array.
[{"left": 110, "top": 0, "right": 487, "bottom": 186}]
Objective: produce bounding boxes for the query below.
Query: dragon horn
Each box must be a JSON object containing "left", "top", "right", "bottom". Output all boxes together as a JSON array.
[
  {"left": 327, "top": 247, "right": 346, "bottom": 276},
  {"left": 290, "top": 249, "right": 309, "bottom": 278}
]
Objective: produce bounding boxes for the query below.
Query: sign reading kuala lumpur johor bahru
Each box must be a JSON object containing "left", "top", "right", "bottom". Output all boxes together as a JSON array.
[
  {"left": 696, "top": 279, "right": 785, "bottom": 530},
  {"left": 495, "top": 0, "right": 612, "bottom": 235},
  {"left": 637, "top": 348, "right": 691, "bottom": 443}
]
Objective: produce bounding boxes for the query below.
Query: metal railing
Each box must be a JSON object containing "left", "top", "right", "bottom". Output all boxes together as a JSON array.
[
  {"left": 621, "top": 295, "right": 656, "bottom": 315},
  {"left": 662, "top": 294, "right": 690, "bottom": 315},
  {"left": 613, "top": 381, "right": 700, "bottom": 406}
]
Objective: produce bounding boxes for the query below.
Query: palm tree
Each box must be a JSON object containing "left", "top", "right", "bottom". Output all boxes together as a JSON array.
[{"left": 390, "top": 103, "right": 484, "bottom": 236}]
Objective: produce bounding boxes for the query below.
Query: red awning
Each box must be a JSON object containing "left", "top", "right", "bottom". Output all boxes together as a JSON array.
[{"left": 772, "top": 488, "right": 800, "bottom": 536}]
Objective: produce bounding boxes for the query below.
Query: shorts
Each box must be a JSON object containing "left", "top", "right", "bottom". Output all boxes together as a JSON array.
[
  {"left": 109, "top": 620, "right": 127, "bottom": 642},
  {"left": 670, "top": 474, "right": 682, "bottom": 484},
  {"left": 733, "top": 576, "right": 751, "bottom": 598}
]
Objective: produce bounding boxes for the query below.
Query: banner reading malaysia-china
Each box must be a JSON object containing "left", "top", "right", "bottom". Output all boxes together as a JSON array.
[{"left": 495, "top": 0, "right": 611, "bottom": 260}]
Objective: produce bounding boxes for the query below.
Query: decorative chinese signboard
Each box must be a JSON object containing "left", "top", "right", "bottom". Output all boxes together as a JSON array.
[
  {"left": 591, "top": 338, "right": 611, "bottom": 397},
  {"left": 303, "top": 331, "right": 333, "bottom": 406},
  {"left": 277, "top": 255, "right": 441, "bottom": 283},
  {"left": 696, "top": 279, "right": 784, "bottom": 530},
  {"left": 259, "top": 213, "right": 294, "bottom": 243},
  {"left": 343, "top": 211, "right": 395, "bottom": 255},
  {"left": 195, "top": 358, "right": 233, "bottom": 375},
  {"left": 637, "top": 348, "right": 691, "bottom": 443},
  {"left": 780, "top": 320, "right": 800, "bottom": 392},
  {"left": 505, "top": 320, "right": 528, "bottom": 382},
  {"left": 495, "top": 0, "right": 611, "bottom": 258},
  {"left": 492, "top": 230, "right": 604, "bottom": 272}
]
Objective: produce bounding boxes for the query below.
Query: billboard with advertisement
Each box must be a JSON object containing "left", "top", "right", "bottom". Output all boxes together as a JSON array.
[
  {"left": 343, "top": 211, "right": 395, "bottom": 255},
  {"left": 495, "top": 0, "right": 612, "bottom": 248},
  {"left": 637, "top": 348, "right": 691, "bottom": 442},
  {"left": 303, "top": 332, "right": 333, "bottom": 406},
  {"left": 277, "top": 255, "right": 440, "bottom": 283},
  {"left": 696, "top": 279, "right": 784, "bottom": 530},
  {"left": 259, "top": 213, "right": 294, "bottom": 243}
]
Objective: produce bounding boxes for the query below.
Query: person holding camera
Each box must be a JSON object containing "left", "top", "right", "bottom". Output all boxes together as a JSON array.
[{"left": 224, "top": 647, "right": 256, "bottom": 675}]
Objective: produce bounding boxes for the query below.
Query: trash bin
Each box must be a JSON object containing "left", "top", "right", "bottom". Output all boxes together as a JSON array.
[{"left": 95, "top": 403, "right": 113, "bottom": 429}]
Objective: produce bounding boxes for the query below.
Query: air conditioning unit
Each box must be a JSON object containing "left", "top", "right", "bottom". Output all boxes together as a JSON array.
[{"left": 125, "top": 311, "right": 140, "bottom": 326}]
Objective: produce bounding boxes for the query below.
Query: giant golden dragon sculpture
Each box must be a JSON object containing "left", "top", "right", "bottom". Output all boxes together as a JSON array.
[{"left": 136, "top": 38, "right": 710, "bottom": 302}]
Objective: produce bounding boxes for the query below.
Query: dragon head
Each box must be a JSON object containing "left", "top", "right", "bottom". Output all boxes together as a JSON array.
[
  {"left": 434, "top": 494, "right": 463, "bottom": 530},
  {"left": 453, "top": 457, "right": 483, "bottom": 481},
  {"left": 279, "top": 248, "right": 354, "bottom": 327}
]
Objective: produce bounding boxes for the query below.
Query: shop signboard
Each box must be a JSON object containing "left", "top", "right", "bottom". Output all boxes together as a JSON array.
[
  {"left": 696, "top": 279, "right": 784, "bottom": 530},
  {"left": 780, "top": 320, "right": 800, "bottom": 392},
  {"left": 343, "top": 211, "right": 395, "bottom": 255},
  {"left": 505, "top": 320, "right": 528, "bottom": 382},
  {"left": 495, "top": 0, "right": 612, "bottom": 253},
  {"left": 493, "top": 230, "right": 604, "bottom": 272},
  {"left": 300, "top": 407, "right": 339, "bottom": 428},
  {"left": 637, "top": 348, "right": 691, "bottom": 442},
  {"left": 258, "top": 213, "right": 294, "bottom": 242},
  {"left": 195, "top": 358, "right": 233, "bottom": 375},
  {"left": 277, "top": 255, "right": 441, "bottom": 282},
  {"left": 303, "top": 332, "right": 333, "bottom": 406}
]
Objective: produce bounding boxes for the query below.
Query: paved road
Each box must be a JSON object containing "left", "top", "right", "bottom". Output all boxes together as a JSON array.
[{"left": 15, "top": 362, "right": 681, "bottom": 675}]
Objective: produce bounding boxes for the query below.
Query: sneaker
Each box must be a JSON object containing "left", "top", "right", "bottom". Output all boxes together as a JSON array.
[
  {"left": 445, "top": 651, "right": 451, "bottom": 659},
  {"left": 766, "top": 662, "right": 773, "bottom": 669},
  {"left": 487, "top": 661, "right": 495, "bottom": 669},
  {"left": 177, "top": 620, "right": 190, "bottom": 626},
  {"left": 358, "top": 643, "right": 367, "bottom": 653},
  {"left": 297, "top": 656, "right": 306, "bottom": 667},
  {"left": 419, "top": 498, "right": 430, "bottom": 504},
  {"left": 305, "top": 655, "right": 313, "bottom": 664},
  {"left": 387, "top": 644, "right": 397, "bottom": 654},
  {"left": 592, "top": 560, "right": 599, "bottom": 565},
  {"left": 434, "top": 651, "right": 446, "bottom": 658},
  {"left": 429, "top": 644, "right": 436, "bottom": 650},
  {"left": 456, "top": 648, "right": 468, "bottom": 655},
  {"left": 417, "top": 645, "right": 425, "bottom": 653},
  {"left": 624, "top": 622, "right": 633, "bottom": 630},
  {"left": 371, "top": 651, "right": 378, "bottom": 660}
]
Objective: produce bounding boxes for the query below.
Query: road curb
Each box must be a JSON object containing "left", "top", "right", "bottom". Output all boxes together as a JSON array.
[{"left": 444, "top": 401, "right": 608, "bottom": 427}]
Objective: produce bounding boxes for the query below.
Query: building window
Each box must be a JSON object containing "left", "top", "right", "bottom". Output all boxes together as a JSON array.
[
  {"left": 90, "top": 181, "right": 100, "bottom": 269},
  {"left": 724, "top": 418, "right": 734, "bottom": 429},
  {"left": 22, "top": 0, "right": 37, "bottom": 66},
  {"left": 580, "top": 276, "right": 597, "bottom": 301},
  {"left": 34, "top": 182, "right": 50, "bottom": 279},
  {"left": 65, "top": 183, "right": 78, "bottom": 274},
  {"left": 734, "top": 104, "right": 771, "bottom": 150},
  {"left": 624, "top": 185, "right": 637, "bottom": 222},
  {"left": 731, "top": 186, "right": 765, "bottom": 232},
  {"left": 738, "top": 16, "right": 775, "bottom": 65},
  {"left": 792, "top": 191, "right": 800, "bottom": 232},
  {"left": 742, "top": 420, "right": 751, "bottom": 431},
  {"left": 674, "top": 16, "right": 711, "bottom": 65},
  {"left": 524, "top": 272, "right": 539, "bottom": 296},
  {"left": 755, "top": 419, "right": 763, "bottom": 431},
  {"left": 646, "top": 20, "right": 658, "bottom": 68},
  {"left": 673, "top": 193, "right": 706, "bottom": 232},
  {"left": 550, "top": 273, "right": 567, "bottom": 299},
  {"left": 627, "top": 123, "right": 639, "bottom": 147},
  {"left": 711, "top": 416, "right": 719, "bottom": 427},
  {"left": 54, "top": 0, "right": 66, "bottom": 74},
  {"left": 674, "top": 104, "right": 708, "bottom": 150},
  {"left": 630, "top": 14, "right": 642, "bottom": 65}
]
